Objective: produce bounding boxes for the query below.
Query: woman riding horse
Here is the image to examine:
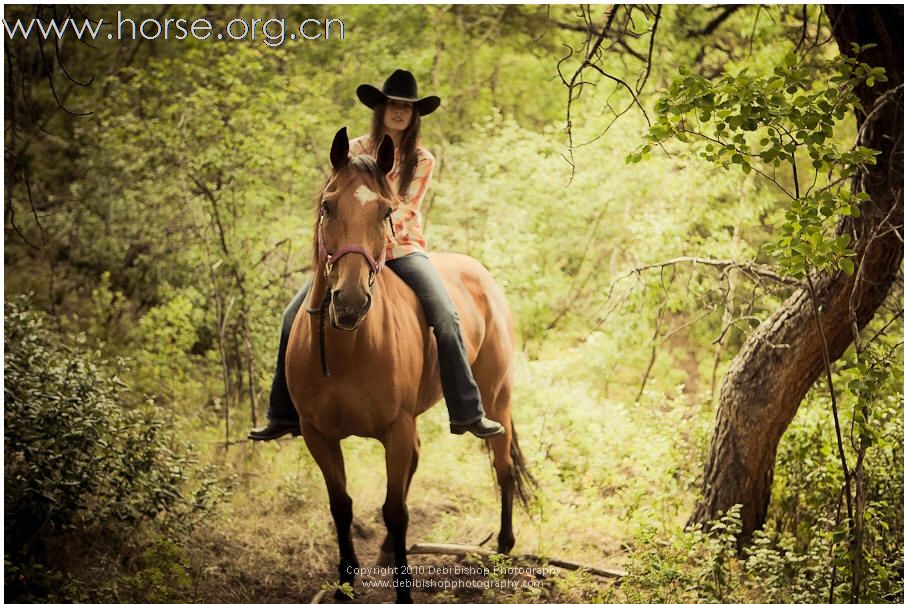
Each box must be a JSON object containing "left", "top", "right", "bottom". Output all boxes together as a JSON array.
[
  {"left": 281, "top": 128, "right": 529, "bottom": 603},
  {"left": 250, "top": 69, "right": 504, "bottom": 440}
]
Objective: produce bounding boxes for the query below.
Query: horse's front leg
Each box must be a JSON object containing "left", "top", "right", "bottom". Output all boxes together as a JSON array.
[
  {"left": 377, "top": 429, "right": 420, "bottom": 567},
  {"left": 303, "top": 423, "right": 360, "bottom": 600},
  {"left": 381, "top": 415, "right": 418, "bottom": 604}
]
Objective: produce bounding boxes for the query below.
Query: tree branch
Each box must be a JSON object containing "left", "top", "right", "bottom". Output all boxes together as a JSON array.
[
  {"left": 611, "top": 256, "right": 801, "bottom": 291},
  {"left": 689, "top": 6, "right": 742, "bottom": 37}
]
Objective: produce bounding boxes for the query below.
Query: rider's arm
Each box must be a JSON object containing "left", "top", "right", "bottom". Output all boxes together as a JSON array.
[{"left": 404, "top": 148, "right": 435, "bottom": 207}]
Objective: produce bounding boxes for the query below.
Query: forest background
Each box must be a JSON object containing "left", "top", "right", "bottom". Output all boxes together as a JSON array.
[{"left": 4, "top": 4, "right": 903, "bottom": 603}]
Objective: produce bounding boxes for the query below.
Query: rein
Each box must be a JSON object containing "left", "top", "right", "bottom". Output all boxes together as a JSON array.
[
  {"left": 314, "top": 206, "right": 392, "bottom": 377},
  {"left": 319, "top": 290, "right": 330, "bottom": 376}
]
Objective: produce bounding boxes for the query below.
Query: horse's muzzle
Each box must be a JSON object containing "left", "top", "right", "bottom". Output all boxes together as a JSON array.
[{"left": 329, "top": 290, "right": 372, "bottom": 331}]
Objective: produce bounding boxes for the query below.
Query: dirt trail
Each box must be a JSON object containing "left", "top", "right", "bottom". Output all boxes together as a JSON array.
[
  {"left": 300, "top": 503, "right": 544, "bottom": 604},
  {"left": 194, "top": 497, "right": 613, "bottom": 603}
]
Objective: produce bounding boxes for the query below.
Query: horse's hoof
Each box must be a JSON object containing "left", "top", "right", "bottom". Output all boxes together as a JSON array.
[
  {"left": 395, "top": 594, "right": 413, "bottom": 604},
  {"left": 497, "top": 539, "right": 515, "bottom": 555}
]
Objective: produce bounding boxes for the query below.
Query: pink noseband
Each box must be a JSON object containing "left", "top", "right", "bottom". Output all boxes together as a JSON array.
[{"left": 317, "top": 210, "right": 386, "bottom": 284}]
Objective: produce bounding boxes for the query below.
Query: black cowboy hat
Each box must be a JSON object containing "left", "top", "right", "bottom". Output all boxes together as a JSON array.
[{"left": 356, "top": 69, "right": 441, "bottom": 116}]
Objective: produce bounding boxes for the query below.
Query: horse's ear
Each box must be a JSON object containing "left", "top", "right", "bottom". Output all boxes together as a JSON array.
[
  {"left": 330, "top": 127, "right": 350, "bottom": 171},
  {"left": 376, "top": 134, "right": 394, "bottom": 175}
]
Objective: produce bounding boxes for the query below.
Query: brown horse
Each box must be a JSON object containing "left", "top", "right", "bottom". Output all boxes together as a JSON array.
[{"left": 286, "top": 128, "right": 533, "bottom": 604}]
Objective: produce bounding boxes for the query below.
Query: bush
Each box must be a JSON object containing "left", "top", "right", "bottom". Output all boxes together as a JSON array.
[
  {"left": 4, "top": 297, "right": 221, "bottom": 597},
  {"left": 605, "top": 506, "right": 834, "bottom": 604}
]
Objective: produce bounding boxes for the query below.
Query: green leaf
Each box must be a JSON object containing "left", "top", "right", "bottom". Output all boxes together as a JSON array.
[{"left": 840, "top": 258, "right": 855, "bottom": 275}]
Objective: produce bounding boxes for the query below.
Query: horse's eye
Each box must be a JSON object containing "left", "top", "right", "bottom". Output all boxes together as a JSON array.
[{"left": 321, "top": 200, "right": 333, "bottom": 216}]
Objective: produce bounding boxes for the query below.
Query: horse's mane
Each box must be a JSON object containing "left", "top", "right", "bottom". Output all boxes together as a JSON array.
[{"left": 311, "top": 155, "right": 397, "bottom": 265}]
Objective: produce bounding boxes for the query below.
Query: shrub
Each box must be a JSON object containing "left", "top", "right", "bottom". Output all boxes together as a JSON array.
[{"left": 4, "top": 297, "right": 221, "bottom": 597}]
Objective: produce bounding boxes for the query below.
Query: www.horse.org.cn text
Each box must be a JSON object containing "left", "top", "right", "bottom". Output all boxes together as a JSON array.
[{"left": 2, "top": 12, "right": 346, "bottom": 46}]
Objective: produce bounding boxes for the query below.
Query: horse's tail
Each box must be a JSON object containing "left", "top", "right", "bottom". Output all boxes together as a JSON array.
[
  {"left": 510, "top": 422, "right": 538, "bottom": 509},
  {"left": 487, "top": 421, "right": 538, "bottom": 509}
]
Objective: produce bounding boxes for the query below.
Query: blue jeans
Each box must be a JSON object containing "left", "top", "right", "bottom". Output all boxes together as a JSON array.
[{"left": 267, "top": 252, "right": 485, "bottom": 425}]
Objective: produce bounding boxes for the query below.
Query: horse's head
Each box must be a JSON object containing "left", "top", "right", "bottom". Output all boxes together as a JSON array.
[{"left": 317, "top": 127, "right": 396, "bottom": 330}]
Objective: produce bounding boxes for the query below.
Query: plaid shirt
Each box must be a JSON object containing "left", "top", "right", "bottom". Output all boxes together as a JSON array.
[{"left": 350, "top": 135, "right": 434, "bottom": 260}]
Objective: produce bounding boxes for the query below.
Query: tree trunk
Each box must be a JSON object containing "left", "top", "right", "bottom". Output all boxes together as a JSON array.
[{"left": 688, "top": 5, "right": 904, "bottom": 537}]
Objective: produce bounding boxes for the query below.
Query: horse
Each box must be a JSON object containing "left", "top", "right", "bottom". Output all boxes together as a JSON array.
[{"left": 285, "top": 128, "right": 534, "bottom": 604}]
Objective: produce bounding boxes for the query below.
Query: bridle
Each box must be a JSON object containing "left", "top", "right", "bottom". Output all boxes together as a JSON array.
[
  {"left": 316, "top": 206, "right": 388, "bottom": 287},
  {"left": 313, "top": 202, "right": 394, "bottom": 377}
]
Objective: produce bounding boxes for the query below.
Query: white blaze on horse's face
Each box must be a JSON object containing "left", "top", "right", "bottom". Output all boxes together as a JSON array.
[
  {"left": 354, "top": 184, "right": 379, "bottom": 206},
  {"left": 325, "top": 172, "right": 393, "bottom": 331}
]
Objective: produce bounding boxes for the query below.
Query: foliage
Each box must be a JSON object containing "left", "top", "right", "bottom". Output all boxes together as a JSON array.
[
  {"left": 4, "top": 297, "right": 222, "bottom": 598},
  {"left": 610, "top": 447, "right": 904, "bottom": 604},
  {"left": 126, "top": 538, "right": 195, "bottom": 604},
  {"left": 632, "top": 46, "right": 885, "bottom": 278},
  {"left": 610, "top": 507, "right": 836, "bottom": 604},
  {"left": 626, "top": 33, "right": 902, "bottom": 603},
  {"left": 3, "top": 4, "right": 902, "bottom": 602}
]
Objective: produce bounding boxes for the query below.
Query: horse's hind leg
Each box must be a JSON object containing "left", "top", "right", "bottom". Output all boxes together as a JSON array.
[
  {"left": 377, "top": 429, "right": 420, "bottom": 567},
  {"left": 303, "top": 424, "right": 360, "bottom": 600},
  {"left": 381, "top": 416, "right": 418, "bottom": 604},
  {"left": 486, "top": 381, "right": 516, "bottom": 554}
]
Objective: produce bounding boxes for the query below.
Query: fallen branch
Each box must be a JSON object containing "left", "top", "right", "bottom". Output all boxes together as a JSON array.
[
  {"left": 309, "top": 590, "right": 326, "bottom": 604},
  {"left": 307, "top": 543, "right": 626, "bottom": 602},
  {"left": 407, "top": 542, "right": 627, "bottom": 580}
]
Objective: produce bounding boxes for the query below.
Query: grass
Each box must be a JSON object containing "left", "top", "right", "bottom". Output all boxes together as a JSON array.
[{"left": 179, "top": 348, "right": 710, "bottom": 602}]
